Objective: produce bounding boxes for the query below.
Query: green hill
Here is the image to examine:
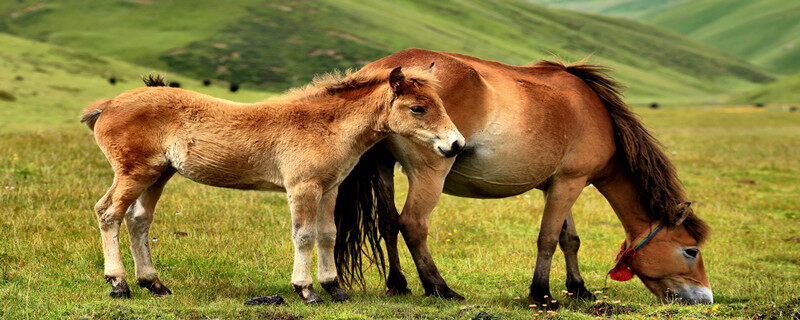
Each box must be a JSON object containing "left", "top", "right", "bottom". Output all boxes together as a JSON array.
[
  {"left": 528, "top": 0, "right": 800, "bottom": 75},
  {"left": 0, "top": 33, "right": 268, "bottom": 133},
  {"left": 646, "top": 0, "right": 800, "bottom": 75},
  {"left": 731, "top": 73, "right": 800, "bottom": 104},
  {"left": 0, "top": 0, "right": 771, "bottom": 102}
]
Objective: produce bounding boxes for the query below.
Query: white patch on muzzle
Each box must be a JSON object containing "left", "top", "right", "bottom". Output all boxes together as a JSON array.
[{"left": 433, "top": 130, "right": 465, "bottom": 157}]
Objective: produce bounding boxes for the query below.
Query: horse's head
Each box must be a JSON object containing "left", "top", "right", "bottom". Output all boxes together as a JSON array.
[
  {"left": 625, "top": 203, "right": 712, "bottom": 304},
  {"left": 382, "top": 65, "right": 464, "bottom": 158}
]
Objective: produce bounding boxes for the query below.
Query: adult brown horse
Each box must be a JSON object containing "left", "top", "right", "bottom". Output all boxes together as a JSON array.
[{"left": 333, "top": 49, "right": 712, "bottom": 306}]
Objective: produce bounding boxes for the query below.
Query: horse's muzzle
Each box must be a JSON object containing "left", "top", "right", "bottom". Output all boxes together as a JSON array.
[
  {"left": 438, "top": 140, "right": 464, "bottom": 158},
  {"left": 673, "top": 286, "right": 713, "bottom": 304}
]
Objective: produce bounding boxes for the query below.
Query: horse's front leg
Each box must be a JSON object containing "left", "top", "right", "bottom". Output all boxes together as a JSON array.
[
  {"left": 529, "top": 177, "right": 587, "bottom": 309},
  {"left": 391, "top": 144, "right": 463, "bottom": 300},
  {"left": 288, "top": 184, "right": 324, "bottom": 304},
  {"left": 316, "top": 189, "right": 350, "bottom": 302}
]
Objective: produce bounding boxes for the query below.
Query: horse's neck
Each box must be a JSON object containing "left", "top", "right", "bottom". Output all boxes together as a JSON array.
[{"left": 594, "top": 168, "right": 656, "bottom": 242}]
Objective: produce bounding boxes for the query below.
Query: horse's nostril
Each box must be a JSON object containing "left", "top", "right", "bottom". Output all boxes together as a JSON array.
[{"left": 450, "top": 140, "right": 464, "bottom": 154}]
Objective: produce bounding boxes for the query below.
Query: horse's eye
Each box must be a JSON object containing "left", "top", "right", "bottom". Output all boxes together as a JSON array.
[
  {"left": 684, "top": 248, "right": 699, "bottom": 259},
  {"left": 409, "top": 105, "right": 426, "bottom": 114}
]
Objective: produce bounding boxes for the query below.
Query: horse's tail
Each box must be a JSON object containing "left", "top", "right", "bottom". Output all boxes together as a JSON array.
[
  {"left": 537, "top": 60, "right": 709, "bottom": 242},
  {"left": 80, "top": 98, "right": 113, "bottom": 131},
  {"left": 80, "top": 74, "right": 168, "bottom": 131},
  {"left": 333, "top": 146, "right": 393, "bottom": 288}
]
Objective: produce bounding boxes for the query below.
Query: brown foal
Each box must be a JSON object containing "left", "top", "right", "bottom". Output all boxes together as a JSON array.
[{"left": 82, "top": 66, "right": 464, "bottom": 303}]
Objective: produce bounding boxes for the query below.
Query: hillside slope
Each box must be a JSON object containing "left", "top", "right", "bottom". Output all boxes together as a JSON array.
[
  {"left": 0, "top": 33, "right": 268, "bottom": 133},
  {"left": 528, "top": 0, "right": 800, "bottom": 74},
  {"left": 0, "top": 0, "right": 771, "bottom": 101},
  {"left": 646, "top": 0, "right": 800, "bottom": 75},
  {"left": 731, "top": 73, "right": 800, "bottom": 104}
]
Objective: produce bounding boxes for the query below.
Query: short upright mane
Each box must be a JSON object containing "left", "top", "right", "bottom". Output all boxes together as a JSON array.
[{"left": 284, "top": 67, "right": 438, "bottom": 101}]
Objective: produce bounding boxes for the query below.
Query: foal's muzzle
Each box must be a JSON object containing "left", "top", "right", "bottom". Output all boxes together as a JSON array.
[
  {"left": 670, "top": 285, "right": 714, "bottom": 305},
  {"left": 434, "top": 131, "right": 465, "bottom": 158}
]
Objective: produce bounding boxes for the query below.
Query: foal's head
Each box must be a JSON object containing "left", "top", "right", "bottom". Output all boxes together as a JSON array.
[
  {"left": 382, "top": 66, "right": 464, "bottom": 158},
  {"left": 629, "top": 204, "right": 712, "bottom": 304}
]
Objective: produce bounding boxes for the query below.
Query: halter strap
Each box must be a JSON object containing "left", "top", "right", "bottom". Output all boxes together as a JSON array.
[{"left": 607, "top": 222, "right": 663, "bottom": 281}]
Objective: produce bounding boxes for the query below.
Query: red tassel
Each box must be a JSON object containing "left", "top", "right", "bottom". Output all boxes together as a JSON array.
[{"left": 608, "top": 245, "right": 636, "bottom": 282}]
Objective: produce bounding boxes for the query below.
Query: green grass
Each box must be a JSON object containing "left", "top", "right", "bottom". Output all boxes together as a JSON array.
[
  {"left": 0, "top": 0, "right": 771, "bottom": 101},
  {"left": 1, "top": 104, "right": 799, "bottom": 319}
]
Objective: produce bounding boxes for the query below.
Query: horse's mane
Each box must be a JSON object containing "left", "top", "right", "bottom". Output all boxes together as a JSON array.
[
  {"left": 533, "top": 60, "right": 710, "bottom": 244},
  {"left": 283, "top": 66, "right": 439, "bottom": 102}
]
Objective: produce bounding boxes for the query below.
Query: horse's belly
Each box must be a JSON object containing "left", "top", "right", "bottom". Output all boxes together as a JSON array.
[
  {"left": 166, "top": 139, "right": 284, "bottom": 191},
  {"left": 442, "top": 129, "right": 562, "bottom": 198}
]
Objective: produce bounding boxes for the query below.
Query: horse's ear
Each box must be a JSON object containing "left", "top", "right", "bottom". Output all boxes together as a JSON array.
[
  {"left": 389, "top": 66, "right": 405, "bottom": 94},
  {"left": 672, "top": 201, "right": 693, "bottom": 225}
]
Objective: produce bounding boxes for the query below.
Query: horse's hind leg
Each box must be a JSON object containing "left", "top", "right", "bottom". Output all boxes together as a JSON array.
[
  {"left": 375, "top": 157, "right": 411, "bottom": 295},
  {"left": 95, "top": 174, "right": 154, "bottom": 298},
  {"left": 125, "top": 169, "right": 175, "bottom": 296},
  {"left": 558, "top": 212, "right": 595, "bottom": 300},
  {"left": 529, "top": 177, "right": 586, "bottom": 309}
]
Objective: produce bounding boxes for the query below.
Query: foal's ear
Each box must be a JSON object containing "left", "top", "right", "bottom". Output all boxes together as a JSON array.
[
  {"left": 672, "top": 201, "right": 693, "bottom": 225},
  {"left": 389, "top": 66, "right": 405, "bottom": 94},
  {"left": 427, "top": 62, "right": 437, "bottom": 74}
]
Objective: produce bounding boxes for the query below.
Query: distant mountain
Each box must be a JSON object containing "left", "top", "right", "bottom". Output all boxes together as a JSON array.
[
  {"left": 527, "top": 0, "right": 800, "bottom": 74},
  {"left": 0, "top": 0, "right": 771, "bottom": 101}
]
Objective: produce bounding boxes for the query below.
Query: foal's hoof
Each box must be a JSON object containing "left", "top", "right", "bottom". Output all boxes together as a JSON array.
[
  {"left": 244, "top": 295, "right": 287, "bottom": 306},
  {"left": 106, "top": 277, "right": 131, "bottom": 299},
  {"left": 529, "top": 295, "right": 561, "bottom": 310},
  {"left": 294, "top": 284, "right": 324, "bottom": 305},
  {"left": 139, "top": 279, "right": 173, "bottom": 296},
  {"left": 566, "top": 282, "right": 595, "bottom": 301},
  {"left": 321, "top": 281, "right": 351, "bottom": 302}
]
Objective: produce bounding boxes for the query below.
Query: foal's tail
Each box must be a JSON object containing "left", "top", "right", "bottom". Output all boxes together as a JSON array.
[
  {"left": 333, "top": 146, "right": 392, "bottom": 287},
  {"left": 80, "top": 98, "right": 113, "bottom": 131},
  {"left": 537, "top": 60, "right": 709, "bottom": 242},
  {"left": 80, "top": 74, "right": 167, "bottom": 130}
]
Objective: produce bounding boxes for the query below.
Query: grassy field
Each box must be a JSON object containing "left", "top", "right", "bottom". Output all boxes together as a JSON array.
[
  {"left": 0, "top": 0, "right": 770, "bottom": 100},
  {"left": 2, "top": 94, "right": 800, "bottom": 318},
  {"left": 732, "top": 73, "right": 800, "bottom": 104}
]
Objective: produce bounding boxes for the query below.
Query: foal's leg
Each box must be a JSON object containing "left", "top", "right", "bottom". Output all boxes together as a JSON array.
[
  {"left": 316, "top": 189, "right": 350, "bottom": 302},
  {"left": 529, "top": 177, "right": 586, "bottom": 309},
  {"left": 125, "top": 169, "right": 175, "bottom": 296},
  {"left": 95, "top": 175, "right": 154, "bottom": 298},
  {"left": 558, "top": 212, "right": 595, "bottom": 300},
  {"left": 288, "top": 185, "right": 324, "bottom": 304}
]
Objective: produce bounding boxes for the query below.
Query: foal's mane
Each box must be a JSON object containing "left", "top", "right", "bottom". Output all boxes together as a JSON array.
[
  {"left": 534, "top": 60, "right": 710, "bottom": 244},
  {"left": 283, "top": 67, "right": 439, "bottom": 102}
]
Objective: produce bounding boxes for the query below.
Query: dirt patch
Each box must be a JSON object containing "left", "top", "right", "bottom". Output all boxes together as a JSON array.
[
  {"left": 327, "top": 29, "right": 368, "bottom": 43},
  {"left": 585, "top": 301, "right": 638, "bottom": 317},
  {"left": 9, "top": 3, "right": 48, "bottom": 18}
]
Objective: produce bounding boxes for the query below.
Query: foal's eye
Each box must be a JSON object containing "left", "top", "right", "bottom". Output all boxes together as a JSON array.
[
  {"left": 409, "top": 105, "right": 426, "bottom": 114},
  {"left": 683, "top": 248, "right": 700, "bottom": 259}
]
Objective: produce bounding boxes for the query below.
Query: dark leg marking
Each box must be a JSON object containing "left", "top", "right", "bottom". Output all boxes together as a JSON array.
[
  {"left": 106, "top": 276, "right": 131, "bottom": 299},
  {"left": 138, "top": 278, "right": 173, "bottom": 296},
  {"left": 293, "top": 284, "right": 323, "bottom": 304},
  {"left": 320, "top": 280, "right": 351, "bottom": 302}
]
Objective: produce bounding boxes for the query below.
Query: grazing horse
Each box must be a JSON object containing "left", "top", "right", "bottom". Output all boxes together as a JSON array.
[
  {"left": 81, "top": 66, "right": 464, "bottom": 303},
  {"left": 334, "top": 49, "right": 712, "bottom": 306}
]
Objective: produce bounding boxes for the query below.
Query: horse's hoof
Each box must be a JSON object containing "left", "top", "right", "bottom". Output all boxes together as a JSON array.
[
  {"left": 426, "top": 287, "right": 466, "bottom": 301},
  {"left": 244, "top": 295, "right": 286, "bottom": 306},
  {"left": 294, "top": 284, "right": 324, "bottom": 305},
  {"left": 529, "top": 295, "right": 561, "bottom": 310},
  {"left": 139, "top": 279, "right": 173, "bottom": 296},
  {"left": 566, "top": 282, "right": 595, "bottom": 301},
  {"left": 321, "top": 281, "right": 351, "bottom": 302},
  {"left": 386, "top": 287, "right": 412, "bottom": 296},
  {"left": 106, "top": 276, "right": 131, "bottom": 299}
]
